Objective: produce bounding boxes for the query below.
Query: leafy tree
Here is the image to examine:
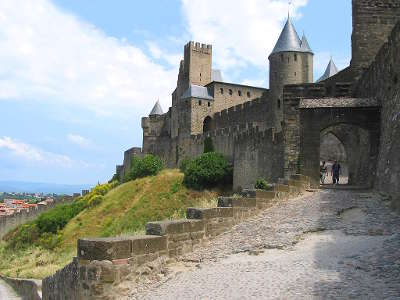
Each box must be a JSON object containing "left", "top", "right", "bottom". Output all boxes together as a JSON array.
[{"left": 204, "top": 136, "right": 215, "bottom": 153}]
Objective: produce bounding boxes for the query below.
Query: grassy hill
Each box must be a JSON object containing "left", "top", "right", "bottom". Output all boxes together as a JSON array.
[{"left": 0, "top": 170, "right": 218, "bottom": 279}]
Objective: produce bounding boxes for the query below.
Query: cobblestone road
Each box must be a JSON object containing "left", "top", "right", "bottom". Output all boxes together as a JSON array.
[{"left": 128, "top": 189, "right": 400, "bottom": 299}]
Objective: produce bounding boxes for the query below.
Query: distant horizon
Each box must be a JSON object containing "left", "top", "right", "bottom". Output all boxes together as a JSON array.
[{"left": 0, "top": 180, "right": 94, "bottom": 195}]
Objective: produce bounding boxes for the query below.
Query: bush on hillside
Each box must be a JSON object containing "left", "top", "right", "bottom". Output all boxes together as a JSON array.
[
  {"left": 179, "top": 157, "right": 192, "bottom": 173},
  {"left": 125, "top": 154, "right": 164, "bottom": 182},
  {"left": 255, "top": 179, "right": 269, "bottom": 190},
  {"left": 88, "top": 195, "right": 104, "bottom": 207},
  {"left": 183, "top": 152, "right": 232, "bottom": 190}
]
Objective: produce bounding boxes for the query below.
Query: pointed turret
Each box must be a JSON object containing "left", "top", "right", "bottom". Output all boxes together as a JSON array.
[
  {"left": 149, "top": 100, "right": 163, "bottom": 116},
  {"left": 300, "top": 34, "right": 312, "bottom": 53},
  {"left": 270, "top": 17, "right": 313, "bottom": 56},
  {"left": 317, "top": 58, "right": 339, "bottom": 82}
]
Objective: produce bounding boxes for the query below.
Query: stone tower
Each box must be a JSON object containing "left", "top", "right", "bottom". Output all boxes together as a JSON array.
[
  {"left": 351, "top": 0, "right": 400, "bottom": 77},
  {"left": 269, "top": 16, "right": 313, "bottom": 131},
  {"left": 174, "top": 42, "right": 212, "bottom": 103}
]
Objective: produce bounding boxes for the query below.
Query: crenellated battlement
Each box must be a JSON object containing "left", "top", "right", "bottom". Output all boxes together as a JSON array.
[{"left": 184, "top": 41, "right": 212, "bottom": 54}]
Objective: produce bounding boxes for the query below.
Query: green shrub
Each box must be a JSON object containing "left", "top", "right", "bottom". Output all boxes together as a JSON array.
[
  {"left": 204, "top": 136, "right": 215, "bottom": 153},
  {"left": 91, "top": 183, "right": 111, "bottom": 196},
  {"left": 183, "top": 152, "right": 232, "bottom": 190},
  {"left": 88, "top": 195, "right": 104, "bottom": 207},
  {"left": 255, "top": 179, "right": 269, "bottom": 190},
  {"left": 179, "top": 157, "right": 192, "bottom": 173},
  {"left": 125, "top": 154, "right": 164, "bottom": 182}
]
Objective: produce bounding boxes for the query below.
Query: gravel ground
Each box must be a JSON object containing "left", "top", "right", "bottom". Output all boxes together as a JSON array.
[{"left": 127, "top": 189, "right": 400, "bottom": 299}]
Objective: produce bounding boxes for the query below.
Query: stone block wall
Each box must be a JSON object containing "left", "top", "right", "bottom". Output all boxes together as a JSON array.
[
  {"left": 355, "top": 21, "right": 400, "bottom": 208},
  {"left": 351, "top": 0, "right": 400, "bottom": 77},
  {"left": 233, "top": 128, "right": 284, "bottom": 191},
  {"left": 42, "top": 177, "right": 311, "bottom": 299}
]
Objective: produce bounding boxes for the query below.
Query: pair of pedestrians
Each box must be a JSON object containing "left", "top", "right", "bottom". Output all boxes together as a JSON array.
[{"left": 320, "top": 160, "right": 341, "bottom": 185}]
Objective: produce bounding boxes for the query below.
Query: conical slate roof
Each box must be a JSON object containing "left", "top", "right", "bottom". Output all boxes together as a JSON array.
[
  {"left": 317, "top": 58, "right": 339, "bottom": 82},
  {"left": 149, "top": 100, "right": 164, "bottom": 116},
  {"left": 300, "top": 34, "right": 312, "bottom": 52},
  {"left": 182, "top": 84, "right": 214, "bottom": 100},
  {"left": 270, "top": 17, "right": 313, "bottom": 56}
]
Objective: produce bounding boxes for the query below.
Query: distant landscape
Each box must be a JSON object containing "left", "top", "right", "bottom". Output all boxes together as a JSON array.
[{"left": 0, "top": 181, "right": 93, "bottom": 195}]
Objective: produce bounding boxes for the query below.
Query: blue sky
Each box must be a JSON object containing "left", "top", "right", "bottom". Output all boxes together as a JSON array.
[{"left": 0, "top": 0, "right": 351, "bottom": 185}]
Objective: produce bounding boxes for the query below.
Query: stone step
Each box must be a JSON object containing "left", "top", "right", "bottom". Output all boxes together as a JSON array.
[{"left": 217, "top": 197, "right": 256, "bottom": 208}]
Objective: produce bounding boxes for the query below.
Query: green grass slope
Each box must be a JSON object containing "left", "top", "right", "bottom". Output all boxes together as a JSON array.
[{"left": 0, "top": 170, "right": 218, "bottom": 279}]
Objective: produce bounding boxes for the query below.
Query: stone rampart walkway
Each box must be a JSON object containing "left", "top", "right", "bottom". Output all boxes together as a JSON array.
[{"left": 127, "top": 190, "right": 400, "bottom": 299}]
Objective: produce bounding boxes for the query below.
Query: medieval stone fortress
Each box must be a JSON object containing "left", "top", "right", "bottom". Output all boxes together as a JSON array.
[{"left": 118, "top": 0, "right": 400, "bottom": 202}]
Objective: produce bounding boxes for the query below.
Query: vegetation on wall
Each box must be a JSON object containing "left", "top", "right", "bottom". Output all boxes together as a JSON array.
[
  {"left": 183, "top": 152, "right": 232, "bottom": 190},
  {"left": 254, "top": 179, "right": 269, "bottom": 190}
]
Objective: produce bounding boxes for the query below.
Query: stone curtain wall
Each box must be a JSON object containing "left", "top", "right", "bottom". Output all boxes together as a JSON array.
[
  {"left": 351, "top": 0, "right": 400, "bottom": 77},
  {"left": 0, "top": 198, "right": 75, "bottom": 239},
  {"left": 42, "top": 178, "right": 311, "bottom": 299},
  {"left": 233, "top": 128, "right": 284, "bottom": 191},
  {"left": 355, "top": 22, "right": 400, "bottom": 209}
]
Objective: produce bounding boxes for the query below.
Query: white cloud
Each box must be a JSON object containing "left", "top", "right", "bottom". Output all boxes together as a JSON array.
[
  {"left": 181, "top": 0, "right": 308, "bottom": 78},
  {"left": 67, "top": 134, "right": 91, "bottom": 148},
  {"left": 0, "top": 0, "right": 178, "bottom": 115},
  {"left": 0, "top": 136, "right": 74, "bottom": 167}
]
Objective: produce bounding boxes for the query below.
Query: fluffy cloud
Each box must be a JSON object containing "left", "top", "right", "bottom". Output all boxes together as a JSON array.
[
  {"left": 181, "top": 0, "right": 308, "bottom": 78},
  {"left": 0, "top": 136, "right": 74, "bottom": 167},
  {"left": 0, "top": 0, "right": 178, "bottom": 115},
  {"left": 67, "top": 134, "right": 91, "bottom": 148}
]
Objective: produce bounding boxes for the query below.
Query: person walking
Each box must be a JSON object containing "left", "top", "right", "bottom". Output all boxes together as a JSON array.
[
  {"left": 331, "top": 160, "right": 341, "bottom": 185},
  {"left": 320, "top": 161, "right": 328, "bottom": 184}
]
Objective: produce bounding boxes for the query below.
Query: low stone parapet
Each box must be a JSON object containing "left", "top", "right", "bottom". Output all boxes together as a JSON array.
[{"left": 42, "top": 174, "right": 312, "bottom": 299}]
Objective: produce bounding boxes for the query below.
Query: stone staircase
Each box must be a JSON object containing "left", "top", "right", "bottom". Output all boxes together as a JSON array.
[{"left": 42, "top": 174, "right": 311, "bottom": 300}]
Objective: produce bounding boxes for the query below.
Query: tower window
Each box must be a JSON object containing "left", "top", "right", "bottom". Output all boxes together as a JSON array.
[
  {"left": 277, "top": 99, "right": 281, "bottom": 109},
  {"left": 199, "top": 100, "right": 202, "bottom": 106},
  {"left": 280, "top": 54, "right": 284, "bottom": 62},
  {"left": 247, "top": 91, "right": 251, "bottom": 98},
  {"left": 294, "top": 54, "right": 297, "bottom": 61},
  {"left": 208, "top": 102, "right": 211, "bottom": 107},
  {"left": 294, "top": 72, "right": 297, "bottom": 77},
  {"left": 229, "top": 89, "right": 233, "bottom": 95},
  {"left": 238, "top": 90, "right": 242, "bottom": 96},
  {"left": 287, "top": 57, "right": 290, "bottom": 63},
  {"left": 220, "top": 88, "right": 224, "bottom": 94}
]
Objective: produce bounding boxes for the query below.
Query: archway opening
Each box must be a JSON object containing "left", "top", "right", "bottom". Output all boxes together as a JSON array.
[
  {"left": 203, "top": 116, "right": 213, "bottom": 133},
  {"left": 320, "top": 132, "right": 348, "bottom": 185}
]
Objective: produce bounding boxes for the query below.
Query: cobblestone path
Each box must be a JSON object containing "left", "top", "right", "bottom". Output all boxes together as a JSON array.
[{"left": 128, "top": 190, "right": 400, "bottom": 299}]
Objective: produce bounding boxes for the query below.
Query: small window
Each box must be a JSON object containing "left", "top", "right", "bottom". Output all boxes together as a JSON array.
[
  {"left": 287, "top": 57, "right": 290, "bottom": 63},
  {"left": 294, "top": 54, "right": 297, "bottom": 61},
  {"left": 229, "top": 89, "right": 233, "bottom": 95},
  {"left": 220, "top": 88, "right": 224, "bottom": 94},
  {"left": 199, "top": 100, "right": 202, "bottom": 106},
  {"left": 280, "top": 54, "right": 284, "bottom": 62},
  {"left": 238, "top": 90, "right": 242, "bottom": 96},
  {"left": 208, "top": 102, "right": 211, "bottom": 107},
  {"left": 247, "top": 91, "right": 251, "bottom": 98},
  {"left": 294, "top": 72, "right": 297, "bottom": 77},
  {"left": 277, "top": 99, "right": 281, "bottom": 109}
]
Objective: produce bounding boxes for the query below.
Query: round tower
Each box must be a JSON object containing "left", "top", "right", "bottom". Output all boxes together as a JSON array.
[{"left": 268, "top": 16, "right": 313, "bottom": 131}]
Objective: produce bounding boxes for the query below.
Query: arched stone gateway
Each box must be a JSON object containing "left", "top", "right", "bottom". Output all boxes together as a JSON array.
[
  {"left": 203, "top": 116, "right": 213, "bottom": 133},
  {"left": 284, "top": 97, "right": 381, "bottom": 187}
]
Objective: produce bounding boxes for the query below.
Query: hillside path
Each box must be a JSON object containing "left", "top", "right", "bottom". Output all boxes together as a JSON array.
[{"left": 127, "top": 189, "right": 400, "bottom": 299}]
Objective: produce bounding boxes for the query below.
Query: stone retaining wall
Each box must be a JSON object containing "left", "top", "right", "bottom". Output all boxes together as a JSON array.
[{"left": 42, "top": 175, "right": 310, "bottom": 299}]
